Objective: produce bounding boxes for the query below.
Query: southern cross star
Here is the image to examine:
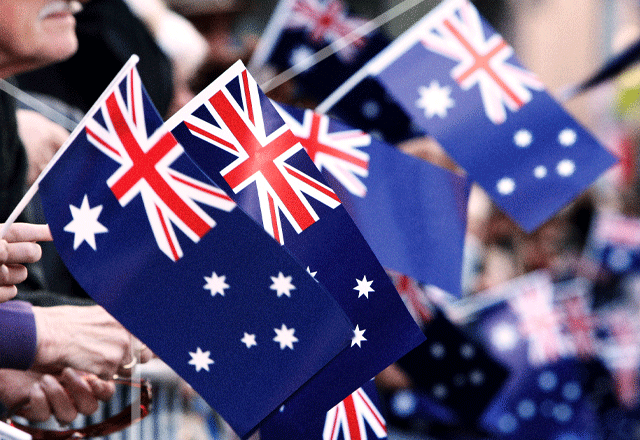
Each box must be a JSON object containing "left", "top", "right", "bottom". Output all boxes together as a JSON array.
[
  {"left": 270, "top": 272, "right": 296, "bottom": 298},
  {"left": 273, "top": 324, "right": 298, "bottom": 350},
  {"left": 188, "top": 347, "right": 214, "bottom": 372}
]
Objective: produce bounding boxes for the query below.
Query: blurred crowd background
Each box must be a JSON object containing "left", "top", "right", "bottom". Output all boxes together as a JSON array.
[{"left": 8, "top": 0, "right": 640, "bottom": 439}]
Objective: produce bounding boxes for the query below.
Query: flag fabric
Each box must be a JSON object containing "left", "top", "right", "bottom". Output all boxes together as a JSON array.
[
  {"left": 249, "top": 0, "right": 389, "bottom": 103},
  {"left": 396, "top": 309, "right": 509, "bottom": 425},
  {"left": 274, "top": 102, "right": 471, "bottom": 295},
  {"left": 37, "top": 59, "right": 356, "bottom": 438},
  {"left": 249, "top": 0, "right": 422, "bottom": 144},
  {"left": 166, "top": 60, "right": 426, "bottom": 425},
  {"left": 259, "top": 379, "right": 387, "bottom": 440},
  {"left": 319, "top": 0, "right": 618, "bottom": 232},
  {"left": 468, "top": 271, "right": 599, "bottom": 439}
]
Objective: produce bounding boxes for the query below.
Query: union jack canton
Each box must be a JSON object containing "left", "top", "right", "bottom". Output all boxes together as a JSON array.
[
  {"left": 84, "top": 68, "right": 235, "bottom": 261},
  {"left": 180, "top": 68, "right": 341, "bottom": 244},
  {"left": 287, "top": 0, "right": 367, "bottom": 61}
]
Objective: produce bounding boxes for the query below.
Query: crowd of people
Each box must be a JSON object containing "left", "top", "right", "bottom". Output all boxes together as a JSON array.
[{"left": 0, "top": 0, "right": 636, "bottom": 439}]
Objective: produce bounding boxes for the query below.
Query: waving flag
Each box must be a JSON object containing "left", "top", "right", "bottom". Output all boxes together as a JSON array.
[
  {"left": 274, "top": 102, "right": 470, "bottom": 295},
  {"left": 166, "top": 61, "right": 426, "bottom": 427},
  {"left": 37, "top": 58, "right": 355, "bottom": 438},
  {"left": 249, "top": 0, "right": 389, "bottom": 102},
  {"left": 467, "top": 272, "right": 598, "bottom": 439},
  {"left": 260, "top": 379, "right": 387, "bottom": 440},
  {"left": 319, "top": 0, "right": 618, "bottom": 232},
  {"left": 249, "top": 0, "right": 421, "bottom": 144}
]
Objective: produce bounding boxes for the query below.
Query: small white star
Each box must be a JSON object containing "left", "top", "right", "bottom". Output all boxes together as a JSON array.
[
  {"left": 558, "top": 128, "right": 577, "bottom": 147},
  {"left": 556, "top": 159, "right": 576, "bottom": 177},
  {"left": 533, "top": 165, "right": 548, "bottom": 179},
  {"left": 270, "top": 272, "right": 296, "bottom": 297},
  {"left": 241, "top": 332, "right": 257, "bottom": 348},
  {"left": 273, "top": 324, "right": 298, "bottom": 350},
  {"left": 513, "top": 129, "right": 533, "bottom": 148},
  {"left": 203, "top": 272, "right": 229, "bottom": 297},
  {"left": 188, "top": 347, "right": 214, "bottom": 372},
  {"left": 354, "top": 276, "right": 374, "bottom": 298},
  {"left": 496, "top": 177, "right": 516, "bottom": 195},
  {"left": 306, "top": 266, "right": 317, "bottom": 279},
  {"left": 289, "top": 45, "right": 315, "bottom": 73},
  {"left": 63, "top": 194, "right": 108, "bottom": 250},
  {"left": 416, "top": 81, "right": 455, "bottom": 118},
  {"left": 362, "top": 100, "right": 381, "bottom": 119},
  {"left": 491, "top": 322, "right": 519, "bottom": 352},
  {"left": 351, "top": 325, "right": 367, "bottom": 347}
]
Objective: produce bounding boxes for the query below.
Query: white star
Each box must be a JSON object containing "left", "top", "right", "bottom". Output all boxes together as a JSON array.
[
  {"left": 513, "top": 129, "right": 533, "bottom": 148},
  {"left": 496, "top": 177, "right": 516, "bottom": 195},
  {"left": 241, "top": 332, "right": 257, "bottom": 348},
  {"left": 490, "top": 322, "right": 519, "bottom": 352},
  {"left": 533, "top": 165, "right": 548, "bottom": 179},
  {"left": 557, "top": 159, "right": 576, "bottom": 177},
  {"left": 416, "top": 81, "right": 455, "bottom": 118},
  {"left": 270, "top": 272, "right": 296, "bottom": 297},
  {"left": 306, "top": 266, "right": 317, "bottom": 279},
  {"left": 362, "top": 100, "right": 381, "bottom": 119},
  {"left": 63, "top": 195, "right": 108, "bottom": 250},
  {"left": 351, "top": 325, "right": 367, "bottom": 347},
  {"left": 188, "top": 347, "right": 214, "bottom": 372},
  {"left": 558, "top": 128, "right": 577, "bottom": 147},
  {"left": 203, "top": 272, "right": 229, "bottom": 297},
  {"left": 273, "top": 324, "right": 298, "bottom": 350},
  {"left": 289, "top": 45, "right": 315, "bottom": 73},
  {"left": 354, "top": 276, "right": 374, "bottom": 298}
]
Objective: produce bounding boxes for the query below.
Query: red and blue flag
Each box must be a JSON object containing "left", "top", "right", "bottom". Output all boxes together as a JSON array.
[
  {"left": 37, "top": 59, "right": 355, "bottom": 438},
  {"left": 166, "top": 61, "right": 426, "bottom": 428}
]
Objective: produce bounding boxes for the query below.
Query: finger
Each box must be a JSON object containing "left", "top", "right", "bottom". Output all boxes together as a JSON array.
[
  {"left": 4, "top": 242, "right": 42, "bottom": 264},
  {"left": 85, "top": 374, "right": 116, "bottom": 401},
  {"left": 138, "top": 344, "right": 154, "bottom": 364},
  {"left": 58, "top": 368, "right": 99, "bottom": 415},
  {"left": 3, "top": 223, "right": 52, "bottom": 243},
  {"left": 0, "top": 263, "right": 28, "bottom": 285},
  {"left": 39, "top": 374, "right": 78, "bottom": 425},
  {"left": 0, "top": 284, "right": 17, "bottom": 302},
  {"left": 16, "top": 383, "right": 51, "bottom": 423}
]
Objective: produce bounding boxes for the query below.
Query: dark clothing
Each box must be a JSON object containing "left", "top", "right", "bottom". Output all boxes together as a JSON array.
[
  {"left": 0, "top": 89, "right": 27, "bottom": 223},
  {"left": 16, "top": 0, "right": 174, "bottom": 118},
  {"left": 0, "top": 301, "right": 36, "bottom": 370}
]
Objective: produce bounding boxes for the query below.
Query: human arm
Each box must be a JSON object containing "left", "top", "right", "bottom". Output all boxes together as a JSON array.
[{"left": 31, "top": 305, "right": 153, "bottom": 379}]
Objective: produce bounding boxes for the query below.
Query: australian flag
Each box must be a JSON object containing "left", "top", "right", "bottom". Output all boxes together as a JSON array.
[
  {"left": 36, "top": 58, "right": 356, "bottom": 438},
  {"left": 260, "top": 379, "right": 388, "bottom": 440},
  {"left": 249, "top": 0, "right": 421, "bottom": 144},
  {"left": 320, "top": 0, "right": 618, "bottom": 232},
  {"left": 274, "top": 101, "right": 471, "bottom": 295},
  {"left": 468, "top": 271, "right": 599, "bottom": 439},
  {"left": 249, "top": 0, "right": 389, "bottom": 103},
  {"left": 165, "top": 60, "right": 426, "bottom": 428}
]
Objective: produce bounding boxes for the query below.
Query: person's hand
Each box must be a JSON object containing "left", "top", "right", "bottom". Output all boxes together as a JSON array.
[
  {"left": 0, "top": 368, "right": 115, "bottom": 425},
  {"left": 0, "top": 223, "right": 52, "bottom": 303},
  {"left": 31, "top": 305, "right": 153, "bottom": 379},
  {"left": 16, "top": 109, "right": 69, "bottom": 186}
]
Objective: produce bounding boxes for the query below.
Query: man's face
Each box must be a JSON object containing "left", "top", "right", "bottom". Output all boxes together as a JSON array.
[{"left": 0, "top": 0, "right": 84, "bottom": 75}]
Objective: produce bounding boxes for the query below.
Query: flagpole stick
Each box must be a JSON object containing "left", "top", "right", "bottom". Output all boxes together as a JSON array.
[
  {"left": 0, "top": 79, "right": 78, "bottom": 132},
  {"left": 260, "top": 0, "right": 426, "bottom": 94},
  {"left": 0, "top": 55, "right": 141, "bottom": 239}
]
